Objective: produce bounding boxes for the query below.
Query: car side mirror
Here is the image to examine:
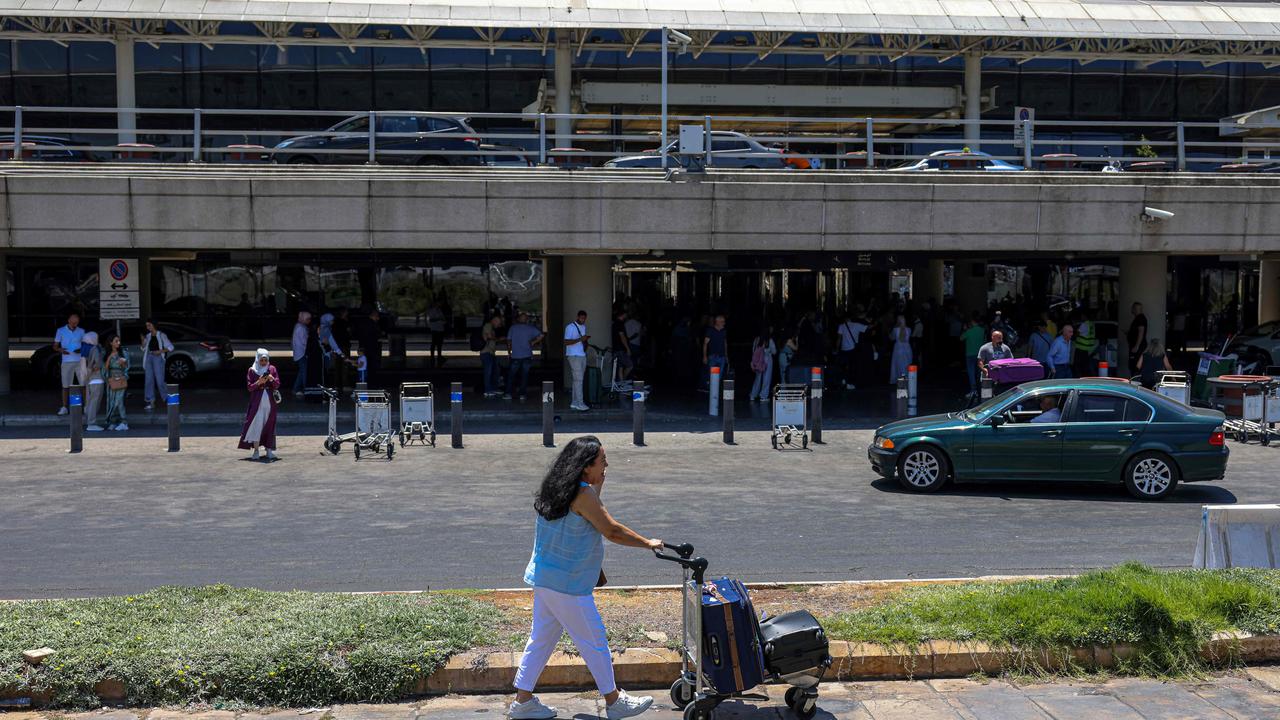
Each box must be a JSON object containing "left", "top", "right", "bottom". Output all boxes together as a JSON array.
[{"left": 990, "top": 414, "right": 1006, "bottom": 427}]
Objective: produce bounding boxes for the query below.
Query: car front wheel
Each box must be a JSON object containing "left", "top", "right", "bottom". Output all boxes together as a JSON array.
[
  {"left": 1124, "top": 452, "right": 1179, "bottom": 500},
  {"left": 896, "top": 445, "right": 948, "bottom": 493},
  {"left": 166, "top": 356, "right": 195, "bottom": 383}
]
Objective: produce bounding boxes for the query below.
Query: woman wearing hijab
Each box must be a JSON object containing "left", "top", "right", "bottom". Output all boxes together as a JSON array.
[{"left": 239, "top": 348, "right": 281, "bottom": 461}]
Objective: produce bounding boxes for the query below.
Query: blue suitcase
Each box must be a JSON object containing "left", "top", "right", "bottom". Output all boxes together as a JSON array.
[{"left": 700, "top": 577, "right": 766, "bottom": 694}]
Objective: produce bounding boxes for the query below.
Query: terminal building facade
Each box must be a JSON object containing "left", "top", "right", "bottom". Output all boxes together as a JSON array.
[{"left": 3, "top": 0, "right": 1280, "bottom": 391}]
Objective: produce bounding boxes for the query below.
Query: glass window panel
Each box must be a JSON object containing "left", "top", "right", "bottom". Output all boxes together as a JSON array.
[
  {"left": 14, "top": 40, "right": 69, "bottom": 106},
  {"left": 1069, "top": 393, "right": 1127, "bottom": 423},
  {"left": 70, "top": 42, "right": 115, "bottom": 108},
  {"left": 489, "top": 260, "right": 543, "bottom": 320},
  {"left": 322, "top": 268, "right": 363, "bottom": 310},
  {"left": 488, "top": 49, "right": 547, "bottom": 112},
  {"left": 1072, "top": 61, "right": 1122, "bottom": 119},
  {"left": 1123, "top": 62, "right": 1177, "bottom": 120},
  {"left": 435, "top": 264, "right": 488, "bottom": 325},
  {"left": 137, "top": 43, "right": 187, "bottom": 108},
  {"left": 374, "top": 47, "right": 429, "bottom": 110},
  {"left": 260, "top": 45, "right": 317, "bottom": 110},
  {"left": 982, "top": 58, "right": 1016, "bottom": 118},
  {"left": 1018, "top": 59, "right": 1072, "bottom": 120},
  {"left": 1177, "top": 63, "right": 1227, "bottom": 120},
  {"left": 430, "top": 48, "right": 487, "bottom": 110},
  {"left": 318, "top": 47, "right": 371, "bottom": 110},
  {"left": 377, "top": 266, "right": 432, "bottom": 329},
  {"left": 200, "top": 45, "right": 260, "bottom": 109},
  {"left": 1124, "top": 400, "right": 1152, "bottom": 422},
  {"left": 1243, "top": 64, "right": 1280, "bottom": 113}
]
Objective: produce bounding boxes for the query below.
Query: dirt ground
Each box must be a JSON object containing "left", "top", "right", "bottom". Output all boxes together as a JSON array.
[{"left": 471, "top": 580, "right": 976, "bottom": 652}]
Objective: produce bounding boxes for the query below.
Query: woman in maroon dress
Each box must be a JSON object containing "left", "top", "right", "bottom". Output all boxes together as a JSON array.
[{"left": 238, "top": 348, "right": 281, "bottom": 461}]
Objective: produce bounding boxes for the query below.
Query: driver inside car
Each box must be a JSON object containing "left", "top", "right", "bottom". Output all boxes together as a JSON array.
[{"left": 1030, "top": 395, "right": 1062, "bottom": 423}]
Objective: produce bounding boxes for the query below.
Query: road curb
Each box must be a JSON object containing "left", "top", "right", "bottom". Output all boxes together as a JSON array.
[{"left": 7, "top": 633, "right": 1278, "bottom": 707}]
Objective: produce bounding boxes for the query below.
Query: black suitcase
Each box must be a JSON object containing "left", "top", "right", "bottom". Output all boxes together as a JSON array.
[{"left": 758, "top": 610, "right": 829, "bottom": 677}]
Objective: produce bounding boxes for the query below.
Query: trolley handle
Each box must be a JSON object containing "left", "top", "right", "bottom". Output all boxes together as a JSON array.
[
  {"left": 665, "top": 541, "right": 695, "bottom": 558},
  {"left": 653, "top": 546, "right": 708, "bottom": 584}
]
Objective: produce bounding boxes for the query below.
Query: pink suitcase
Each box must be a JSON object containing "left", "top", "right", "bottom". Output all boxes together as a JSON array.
[{"left": 987, "top": 357, "right": 1045, "bottom": 385}]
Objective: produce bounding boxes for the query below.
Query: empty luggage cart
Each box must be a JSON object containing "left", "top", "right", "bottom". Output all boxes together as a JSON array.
[
  {"left": 771, "top": 384, "right": 809, "bottom": 449},
  {"left": 398, "top": 382, "right": 437, "bottom": 447},
  {"left": 354, "top": 389, "right": 394, "bottom": 460}
]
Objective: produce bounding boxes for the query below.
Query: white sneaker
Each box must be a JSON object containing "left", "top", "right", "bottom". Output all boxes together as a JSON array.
[
  {"left": 86, "top": 424, "right": 104, "bottom": 432},
  {"left": 572, "top": 403, "right": 590, "bottom": 412},
  {"left": 106, "top": 424, "right": 118, "bottom": 431},
  {"left": 57, "top": 406, "right": 68, "bottom": 416},
  {"left": 251, "top": 449, "right": 260, "bottom": 460},
  {"left": 116, "top": 423, "right": 128, "bottom": 431},
  {"left": 606, "top": 690, "right": 653, "bottom": 720},
  {"left": 508, "top": 696, "right": 557, "bottom": 720},
  {"left": 265, "top": 450, "right": 277, "bottom": 461}
]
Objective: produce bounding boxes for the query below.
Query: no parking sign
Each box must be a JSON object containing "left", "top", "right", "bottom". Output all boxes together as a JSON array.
[{"left": 99, "top": 257, "right": 140, "bottom": 320}]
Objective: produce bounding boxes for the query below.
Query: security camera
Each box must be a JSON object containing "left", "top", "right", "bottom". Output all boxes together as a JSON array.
[
  {"left": 667, "top": 29, "right": 693, "bottom": 44},
  {"left": 1141, "top": 207, "right": 1174, "bottom": 223}
]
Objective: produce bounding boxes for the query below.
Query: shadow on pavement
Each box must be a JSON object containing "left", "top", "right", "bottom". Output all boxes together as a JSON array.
[{"left": 869, "top": 477, "right": 1238, "bottom": 504}]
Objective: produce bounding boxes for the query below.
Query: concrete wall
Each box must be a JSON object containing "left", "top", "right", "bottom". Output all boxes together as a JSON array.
[{"left": 2, "top": 166, "right": 1280, "bottom": 253}]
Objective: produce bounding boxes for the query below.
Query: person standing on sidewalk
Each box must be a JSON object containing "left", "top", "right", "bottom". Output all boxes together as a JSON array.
[
  {"left": 239, "top": 348, "right": 280, "bottom": 462},
  {"left": 506, "top": 312, "right": 543, "bottom": 401},
  {"left": 480, "top": 315, "right": 504, "bottom": 398},
  {"left": 1048, "top": 324, "right": 1075, "bottom": 379},
  {"left": 701, "top": 314, "right": 728, "bottom": 391},
  {"left": 80, "top": 331, "right": 106, "bottom": 432},
  {"left": 102, "top": 335, "right": 130, "bottom": 431},
  {"left": 291, "top": 311, "right": 312, "bottom": 398},
  {"left": 53, "top": 311, "right": 85, "bottom": 415},
  {"left": 427, "top": 301, "right": 447, "bottom": 368},
  {"left": 1127, "top": 302, "right": 1148, "bottom": 377},
  {"left": 141, "top": 320, "right": 173, "bottom": 412},
  {"left": 749, "top": 324, "right": 776, "bottom": 402},
  {"left": 510, "top": 436, "right": 659, "bottom": 720},
  {"left": 564, "top": 310, "right": 591, "bottom": 411}
]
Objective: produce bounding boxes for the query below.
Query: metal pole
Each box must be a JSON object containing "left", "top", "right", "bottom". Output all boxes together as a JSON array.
[
  {"left": 963, "top": 51, "right": 982, "bottom": 151},
  {"left": 907, "top": 364, "right": 918, "bottom": 416},
  {"left": 810, "top": 367, "right": 823, "bottom": 444},
  {"left": 166, "top": 383, "right": 180, "bottom": 452},
  {"left": 708, "top": 366, "right": 720, "bottom": 416},
  {"left": 542, "top": 380, "right": 554, "bottom": 447},
  {"left": 68, "top": 385, "right": 83, "bottom": 453},
  {"left": 1022, "top": 118, "right": 1033, "bottom": 168},
  {"left": 722, "top": 378, "right": 735, "bottom": 445},
  {"left": 661, "top": 27, "right": 668, "bottom": 171},
  {"left": 980, "top": 376, "right": 993, "bottom": 402},
  {"left": 632, "top": 380, "right": 646, "bottom": 447},
  {"left": 864, "top": 117, "right": 874, "bottom": 168},
  {"left": 12, "top": 106, "right": 22, "bottom": 160},
  {"left": 538, "top": 112, "right": 547, "bottom": 165},
  {"left": 367, "top": 110, "right": 377, "bottom": 165},
  {"left": 192, "top": 109, "right": 202, "bottom": 163},
  {"left": 896, "top": 375, "right": 909, "bottom": 419},
  {"left": 1176, "top": 122, "right": 1186, "bottom": 171},
  {"left": 450, "top": 381, "right": 463, "bottom": 449},
  {"left": 703, "top": 115, "right": 712, "bottom": 167}
]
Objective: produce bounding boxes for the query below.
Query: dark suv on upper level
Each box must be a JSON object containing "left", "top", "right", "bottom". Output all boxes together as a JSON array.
[{"left": 269, "top": 114, "right": 484, "bottom": 166}]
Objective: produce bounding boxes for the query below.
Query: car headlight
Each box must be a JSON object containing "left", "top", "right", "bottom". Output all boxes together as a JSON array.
[
  {"left": 274, "top": 139, "right": 295, "bottom": 149},
  {"left": 874, "top": 436, "right": 895, "bottom": 449}
]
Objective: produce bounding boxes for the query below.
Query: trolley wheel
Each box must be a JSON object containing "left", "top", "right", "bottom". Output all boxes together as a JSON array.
[
  {"left": 430, "top": 430, "right": 437, "bottom": 447},
  {"left": 399, "top": 431, "right": 406, "bottom": 448},
  {"left": 784, "top": 688, "right": 800, "bottom": 708},
  {"left": 387, "top": 443, "right": 395, "bottom": 460},
  {"left": 771, "top": 435, "right": 778, "bottom": 449},
  {"left": 670, "top": 679, "right": 694, "bottom": 709},
  {"left": 1264, "top": 433, "right": 1271, "bottom": 446},
  {"left": 354, "top": 445, "right": 361, "bottom": 461},
  {"left": 802, "top": 434, "right": 809, "bottom": 449},
  {"left": 683, "top": 704, "right": 712, "bottom": 720},
  {"left": 791, "top": 694, "right": 816, "bottom": 720},
  {"left": 324, "top": 439, "right": 340, "bottom": 455}
]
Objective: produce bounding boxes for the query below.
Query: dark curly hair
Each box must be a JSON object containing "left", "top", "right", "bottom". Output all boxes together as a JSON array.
[{"left": 534, "top": 435, "right": 603, "bottom": 520}]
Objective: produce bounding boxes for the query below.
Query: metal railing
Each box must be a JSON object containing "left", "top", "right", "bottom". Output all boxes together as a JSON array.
[{"left": 0, "top": 105, "right": 1278, "bottom": 172}]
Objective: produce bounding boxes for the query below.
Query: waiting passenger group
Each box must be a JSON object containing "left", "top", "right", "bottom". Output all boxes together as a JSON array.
[{"left": 53, "top": 310, "right": 174, "bottom": 433}]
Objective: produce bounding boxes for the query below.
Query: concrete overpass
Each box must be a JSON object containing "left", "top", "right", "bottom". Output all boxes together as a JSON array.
[{"left": 1, "top": 164, "right": 1277, "bottom": 253}]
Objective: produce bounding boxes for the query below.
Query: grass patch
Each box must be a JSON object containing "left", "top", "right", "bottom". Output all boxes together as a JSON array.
[
  {"left": 825, "top": 563, "right": 1280, "bottom": 675},
  {"left": 0, "top": 585, "right": 503, "bottom": 709}
]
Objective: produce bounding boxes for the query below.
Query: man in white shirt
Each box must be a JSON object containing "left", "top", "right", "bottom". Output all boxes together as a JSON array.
[
  {"left": 291, "top": 311, "right": 312, "bottom": 398},
  {"left": 836, "top": 314, "right": 866, "bottom": 390},
  {"left": 563, "top": 310, "right": 591, "bottom": 411},
  {"left": 53, "top": 312, "right": 85, "bottom": 415}
]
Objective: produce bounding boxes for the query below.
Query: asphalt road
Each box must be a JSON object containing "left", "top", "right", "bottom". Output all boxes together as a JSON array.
[{"left": 0, "top": 425, "right": 1265, "bottom": 599}]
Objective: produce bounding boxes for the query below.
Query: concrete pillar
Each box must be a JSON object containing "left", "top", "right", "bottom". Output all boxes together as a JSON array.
[
  {"left": 561, "top": 256, "right": 613, "bottom": 340},
  {"left": 554, "top": 31, "right": 574, "bottom": 147},
  {"left": 954, "top": 260, "right": 988, "bottom": 318},
  {"left": 1118, "top": 254, "right": 1168, "bottom": 376},
  {"left": 542, "top": 257, "right": 564, "bottom": 362},
  {"left": 115, "top": 37, "right": 137, "bottom": 145},
  {"left": 963, "top": 51, "right": 981, "bottom": 151},
  {"left": 137, "top": 256, "right": 152, "bottom": 322},
  {"left": 1259, "top": 259, "right": 1280, "bottom": 326},
  {"left": 924, "top": 259, "right": 947, "bottom": 304},
  {"left": 0, "top": 253, "right": 9, "bottom": 394}
]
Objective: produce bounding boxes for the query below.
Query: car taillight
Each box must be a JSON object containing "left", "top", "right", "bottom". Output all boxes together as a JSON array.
[
  {"left": 463, "top": 137, "right": 480, "bottom": 144},
  {"left": 1210, "top": 427, "right": 1225, "bottom": 446},
  {"left": 200, "top": 341, "right": 220, "bottom": 351}
]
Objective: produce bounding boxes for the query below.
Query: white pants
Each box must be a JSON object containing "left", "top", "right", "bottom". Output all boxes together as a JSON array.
[
  {"left": 514, "top": 586, "right": 615, "bottom": 695},
  {"left": 567, "top": 355, "right": 587, "bottom": 407}
]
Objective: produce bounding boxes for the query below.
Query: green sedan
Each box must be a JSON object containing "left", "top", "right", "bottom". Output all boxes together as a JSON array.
[{"left": 867, "top": 379, "right": 1228, "bottom": 500}]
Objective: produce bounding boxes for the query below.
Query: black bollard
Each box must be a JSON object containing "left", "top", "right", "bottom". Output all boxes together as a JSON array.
[
  {"left": 632, "top": 380, "right": 646, "bottom": 447},
  {"left": 896, "top": 375, "right": 908, "bottom": 418},
  {"left": 68, "top": 384, "right": 83, "bottom": 454},
  {"left": 166, "top": 383, "right": 180, "bottom": 452},
  {"left": 450, "top": 381, "right": 463, "bottom": 449},
  {"left": 809, "top": 373, "right": 824, "bottom": 445},
  {"left": 722, "top": 378, "right": 735, "bottom": 444},
  {"left": 542, "top": 380, "right": 554, "bottom": 448}
]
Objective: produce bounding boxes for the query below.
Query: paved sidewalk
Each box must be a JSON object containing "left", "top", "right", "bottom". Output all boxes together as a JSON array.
[{"left": 11, "top": 669, "right": 1280, "bottom": 720}]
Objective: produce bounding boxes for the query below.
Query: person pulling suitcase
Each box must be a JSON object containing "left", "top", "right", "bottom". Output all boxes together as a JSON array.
[{"left": 510, "top": 436, "right": 660, "bottom": 720}]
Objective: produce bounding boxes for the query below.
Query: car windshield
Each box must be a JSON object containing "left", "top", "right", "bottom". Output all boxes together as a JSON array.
[{"left": 960, "top": 387, "right": 1025, "bottom": 423}]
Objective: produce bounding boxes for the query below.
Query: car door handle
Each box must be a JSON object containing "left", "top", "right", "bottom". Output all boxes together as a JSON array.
[
  {"left": 1118, "top": 428, "right": 1140, "bottom": 436},
  {"left": 1041, "top": 429, "right": 1062, "bottom": 437}
]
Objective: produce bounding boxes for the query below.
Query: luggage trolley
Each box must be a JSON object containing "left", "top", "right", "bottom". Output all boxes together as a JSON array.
[
  {"left": 354, "top": 389, "right": 394, "bottom": 460},
  {"left": 771, "top": 384, "right": 809, "bottom": 449},
  {"left": 321, "top": 386, "right": 359, "bottom": 455},
  {"left": 397, "top": 382, "right": 437, "bottom": 447},
  {"left": 654, "top": 542, "right": 829, "bottom": 720}
]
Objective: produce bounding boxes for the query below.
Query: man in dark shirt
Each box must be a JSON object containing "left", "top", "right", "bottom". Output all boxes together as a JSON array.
[
  {"left": 1127, "top": 302, "right": 1148, "bottom": 376},
  {"left": 702, "top": 314, "right": 728, "bottom": 391},
  {"left": 612, "top": 309, "right": 633, "bottom": 381}
]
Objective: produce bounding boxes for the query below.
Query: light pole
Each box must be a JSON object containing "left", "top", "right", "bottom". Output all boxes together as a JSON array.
[{"left": 660, "top": 27, "right": 692, "bottom": 170}]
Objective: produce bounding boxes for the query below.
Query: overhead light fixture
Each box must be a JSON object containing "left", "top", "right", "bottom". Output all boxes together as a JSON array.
[
  {"left": 800, "top": 37, "right": 817, "bottom": 48},
  {"left": 591, "top": 35, "right": 603, "bottom": 43},
  {"left": 301, "top": 27, "right": 319, "bottom": 38},
  {"left": 374, "top": 28, "right": 393, "bottom": 40},
  {"left": 733, "top": 36, "right": 748, "bottom": 46}
]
